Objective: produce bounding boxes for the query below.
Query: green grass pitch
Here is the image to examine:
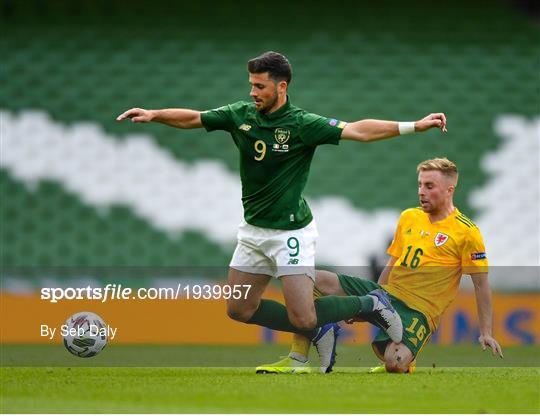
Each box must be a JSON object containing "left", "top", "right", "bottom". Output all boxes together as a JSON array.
[{"left": 1, "top": 345, "right": 539, "bottom": 413}]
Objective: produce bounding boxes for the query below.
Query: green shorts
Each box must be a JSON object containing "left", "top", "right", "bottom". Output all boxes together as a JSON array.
[{"left": 338, "top": 273, "right": 432, "bottom": 359}]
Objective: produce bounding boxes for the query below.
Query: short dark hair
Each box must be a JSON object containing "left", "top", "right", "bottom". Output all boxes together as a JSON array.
[{"left": 247, "top": 51, "right": 292, "bottom": 85}]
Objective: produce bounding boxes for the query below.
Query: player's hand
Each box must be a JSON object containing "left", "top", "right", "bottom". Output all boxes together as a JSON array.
[
  {"left": 116, "top": 108, "right": 154, "bottom": 123},
  {"left": 479, "top": 334, "right": 504, "bottom": 358},
  {"left": 415, "top": 113, "right": 447, "bottom": 133}
]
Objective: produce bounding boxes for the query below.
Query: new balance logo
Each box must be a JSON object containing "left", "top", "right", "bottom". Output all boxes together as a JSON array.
[
  {"left": 239, "top": 124, "right": 252, "bottom": 131},
  {"left": 287, "top": 258, "right": 299, "bottom": 265}
]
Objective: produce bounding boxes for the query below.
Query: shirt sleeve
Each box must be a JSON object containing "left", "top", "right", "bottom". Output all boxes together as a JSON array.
[
  {"left": 387, "top": 214, "right": 405, "bottom": 258},
  {"left": 461, "top": 226, "right": 489, "bottom": 274},
  {"left": 299, "top": 112, "right": 346, "bottom": 146},
  {"left": 200, "top": 103, "right": 239, "bottom": 132}
]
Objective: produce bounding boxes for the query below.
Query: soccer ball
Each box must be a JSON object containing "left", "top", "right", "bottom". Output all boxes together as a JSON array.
[{"left": 63, "top": 311, "right": 108, "bottom": 358}]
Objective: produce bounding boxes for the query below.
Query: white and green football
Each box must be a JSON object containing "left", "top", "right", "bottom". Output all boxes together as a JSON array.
[{"left": 62, "top": 312, "right": 108, "bottom": 358}]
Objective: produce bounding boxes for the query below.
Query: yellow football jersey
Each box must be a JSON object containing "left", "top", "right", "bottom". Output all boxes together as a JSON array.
[{"left": 382, "top": 207, "right": 488, "bottom": 331}]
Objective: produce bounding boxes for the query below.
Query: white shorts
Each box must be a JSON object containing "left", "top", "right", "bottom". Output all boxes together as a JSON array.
[{"left": 229, "top": 219, "right": 318, "bottom": 280}]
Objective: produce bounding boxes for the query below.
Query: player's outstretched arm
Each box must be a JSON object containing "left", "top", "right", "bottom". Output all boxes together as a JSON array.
[
  {"left": 116, "top": 108, "right": 203, "bottom": 129},
  {"left": 471, "top": 273, "right": 504, "bottom": 358},
  {"left": 341, "top": 113, "right": 447, "bottom": 142}
]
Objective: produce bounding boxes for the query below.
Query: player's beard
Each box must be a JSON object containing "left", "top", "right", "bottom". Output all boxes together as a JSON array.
[{"left": 258, "top": 87, "right": 279, "bottom": 114}]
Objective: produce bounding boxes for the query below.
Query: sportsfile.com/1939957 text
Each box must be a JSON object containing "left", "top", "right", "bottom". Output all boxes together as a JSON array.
[{"left": 40, "top": 284, "right": 252, "bottom": 303}]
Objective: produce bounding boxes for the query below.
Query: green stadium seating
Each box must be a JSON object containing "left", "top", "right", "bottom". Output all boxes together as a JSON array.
[{"left": 1, "top": 0, "right": 538, "bottom": 270}]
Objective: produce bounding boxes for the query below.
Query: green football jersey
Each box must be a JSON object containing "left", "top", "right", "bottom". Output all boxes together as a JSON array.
[{"left": 200, "top": 99, "right": 346, "bottom": 230}]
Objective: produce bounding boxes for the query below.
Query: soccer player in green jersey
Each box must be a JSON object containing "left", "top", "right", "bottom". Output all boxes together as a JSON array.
[{"left": 117, "top": 51, "right": 447, "bottom": 372}]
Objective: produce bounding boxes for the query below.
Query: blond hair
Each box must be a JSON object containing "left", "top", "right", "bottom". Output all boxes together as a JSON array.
[{"left": 417, "top": 157, "right": 458, "bottom": 185}]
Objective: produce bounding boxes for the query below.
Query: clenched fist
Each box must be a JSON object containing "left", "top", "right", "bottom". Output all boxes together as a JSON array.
[{"left": 415, "top": 113, "right": 447, "bottom": 133}]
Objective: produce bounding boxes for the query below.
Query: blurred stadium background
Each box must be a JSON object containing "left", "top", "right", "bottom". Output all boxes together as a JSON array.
[{"left": 1, "top": 0, "right": 539, "bottom": 353}]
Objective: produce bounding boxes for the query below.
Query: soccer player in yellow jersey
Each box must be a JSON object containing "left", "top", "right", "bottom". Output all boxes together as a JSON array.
[{"left": 257, "top": 157, "right": 503, "bottom": 374}]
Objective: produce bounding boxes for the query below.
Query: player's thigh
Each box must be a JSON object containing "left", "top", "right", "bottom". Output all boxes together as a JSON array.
[
  {"left": 314, "top": 270, "right": 347, "bottom": 296},
  {"left": 227, "top": 267, "right": 271, "bottom": 315},
  {"left": 228, "top": 233, "right": 274, "bottom": 314},
  {"left": 281, "top": 274, "right": 316, "bottom": 328},
  {"left": 337, "top": 273, "right": 381, "bottom": 296}
]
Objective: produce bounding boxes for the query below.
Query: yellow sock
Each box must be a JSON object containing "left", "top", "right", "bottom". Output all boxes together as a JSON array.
[
  {"left": 289, "top": 333, "right": 311, "bottom": 361},
  {"left": 288, "top": 288, "right": 323, "bottom": 360}
]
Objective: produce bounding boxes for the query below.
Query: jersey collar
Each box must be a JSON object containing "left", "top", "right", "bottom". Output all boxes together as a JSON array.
[{"left": 425, "top": 207, "right": 460, "bottom": 224}]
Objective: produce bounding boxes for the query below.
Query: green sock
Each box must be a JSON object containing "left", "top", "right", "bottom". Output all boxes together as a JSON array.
[
  {"left": 359, "top": 295, "right": 375, "bottom": 313},
  {"left": 356, "top": 295, "right": 375, "bottom": 319},
  {"left": 245, "top": 296, "right": 375, "bottom": 339},
  {"left": 314, "top": 295, "right": 373, "bottom": 326},
  {"left": 246, "top": 299, "right": 317, "bottom": 339}
]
